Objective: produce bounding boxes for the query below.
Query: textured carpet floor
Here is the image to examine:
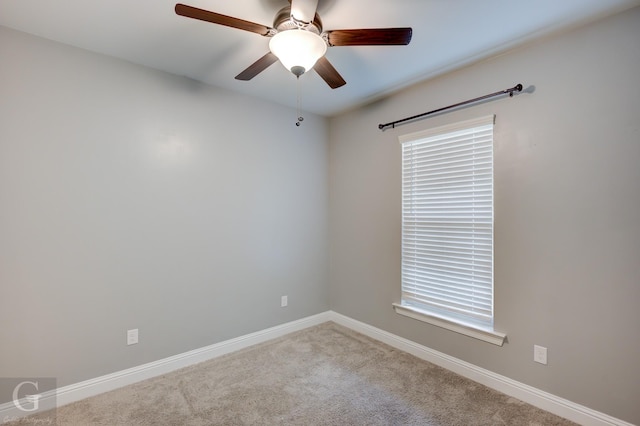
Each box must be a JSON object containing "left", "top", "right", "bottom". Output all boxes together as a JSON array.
[{"left": 13, "top": 322, "right": 577, "bottom": 425}]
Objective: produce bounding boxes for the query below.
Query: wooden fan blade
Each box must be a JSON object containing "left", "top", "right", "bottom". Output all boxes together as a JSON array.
[
  {"left": 235, "top": 52, "right": 279, "bottom": 81},
  {"left": 175, "top": 4, "right": 272, "bottom": 36},
  {"left": 314, "top": 56, "right": 346, "bottom": 89},
  {"left": 326, "top": 28, "right": 412, "bottom": 46}
]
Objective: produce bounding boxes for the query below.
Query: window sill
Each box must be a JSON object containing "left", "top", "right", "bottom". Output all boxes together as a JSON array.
[{"left": 392, "top": 303, "right": 507, "bottom": 346}]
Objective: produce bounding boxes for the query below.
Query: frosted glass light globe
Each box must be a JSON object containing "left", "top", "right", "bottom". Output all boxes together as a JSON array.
[{"left": 269, "top": 30, "right": 327, "bottom": 76}]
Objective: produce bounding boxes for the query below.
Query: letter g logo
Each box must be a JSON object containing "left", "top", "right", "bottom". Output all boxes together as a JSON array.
[{"left": 12, "top": 381, "right": 41, "bottom": 412}]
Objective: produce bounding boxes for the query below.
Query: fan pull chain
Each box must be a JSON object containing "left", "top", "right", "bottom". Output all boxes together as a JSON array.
[{"left": 296, "top": 76, "right": 304, "bottom": 127}]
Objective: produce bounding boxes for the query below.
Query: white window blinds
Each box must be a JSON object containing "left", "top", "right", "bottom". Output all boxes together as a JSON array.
[{"left": 399, "top": 116, "right": 495, "bottom": 326}]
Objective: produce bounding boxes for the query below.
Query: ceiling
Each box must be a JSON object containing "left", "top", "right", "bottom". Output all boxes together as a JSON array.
[{"left": 1, "top": 0, "right": 638, "bottom": 116}]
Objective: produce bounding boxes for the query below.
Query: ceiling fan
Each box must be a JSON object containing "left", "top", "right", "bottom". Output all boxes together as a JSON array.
[{"left": 175, "top": 0, "right": 412, "bottom": 89}]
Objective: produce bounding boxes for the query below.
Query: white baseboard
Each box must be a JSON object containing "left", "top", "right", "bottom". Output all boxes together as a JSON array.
[
  {"left": 1, "top": 310, "right": 632, "bottom": 426},
  {"left": 0, "top": 312, "right": 331, "bottom": 423},
  {"left": 328, "top": 311, "right": 634, "bottom": 426}
]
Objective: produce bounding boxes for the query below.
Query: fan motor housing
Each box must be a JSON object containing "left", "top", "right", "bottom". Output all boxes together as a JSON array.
[{"left": 273, "top": 6, "right": 323, "bottom": 34}]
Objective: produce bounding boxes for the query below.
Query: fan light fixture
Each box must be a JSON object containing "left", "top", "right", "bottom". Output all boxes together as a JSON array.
[
  {"left": 175, "top": 2, "right": 412, "bottom": 89},
  {"left": 269, "top": 30, "right": 327, "bottom": 77}
]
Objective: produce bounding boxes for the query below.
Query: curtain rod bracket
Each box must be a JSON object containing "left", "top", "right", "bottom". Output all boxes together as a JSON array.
[
  {"left": 378, "top": 83, "right": 524, "bottom": 131},
  {"left": 508, "top": 84, "right": 523, "bottom": 97}
]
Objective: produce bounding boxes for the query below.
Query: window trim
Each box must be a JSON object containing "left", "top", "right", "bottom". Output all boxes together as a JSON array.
[
  {"left": 396, "top": 115, "right": 506, "bottom": 346},
  {"left": 393, "top": 303, "right": 506, "bottom": 346}
]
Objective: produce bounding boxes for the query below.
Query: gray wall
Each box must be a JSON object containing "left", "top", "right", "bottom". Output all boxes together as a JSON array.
[
  {"left": 328, "top": 7, "right": 640, "bottom": 425},
  {"left": 0, "top": 27, "right": 329, "bottom": 391}
]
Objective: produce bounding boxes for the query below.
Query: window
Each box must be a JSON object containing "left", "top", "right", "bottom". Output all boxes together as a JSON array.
[{"left": 393, "top": 116, "right": 506, "bottom": 346}]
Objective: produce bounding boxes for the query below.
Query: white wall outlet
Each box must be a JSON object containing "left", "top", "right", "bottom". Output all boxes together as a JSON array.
[
  {"left": 127, "top": 329, "right": 139, "bottom": 346},
  {"left": 281, "top": 295, "right": 288, "bottom": 307},
  {"left": 534, "top": 345, "right": 547, "bottom": 365}
]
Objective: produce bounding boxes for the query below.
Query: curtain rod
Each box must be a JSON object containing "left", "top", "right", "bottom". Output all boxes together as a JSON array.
[{"left": 378, "top": 83, "right": 523, "bottom": 130}]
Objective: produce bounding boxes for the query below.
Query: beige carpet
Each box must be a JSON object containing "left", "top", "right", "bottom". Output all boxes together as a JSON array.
[{"left": 13, "top": 322, "right": 576, "bottom": 425}]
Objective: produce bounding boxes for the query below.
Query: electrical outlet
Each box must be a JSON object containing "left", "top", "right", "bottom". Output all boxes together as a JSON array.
[
  {"left": 281, "top": 295, "right": 288, "bottom": 307},
  {"left": 127, "top": 329, "right": 139, "bottom": 346},
  {"left": 534, "top": 345, "right": 547, "bottom": 365}
]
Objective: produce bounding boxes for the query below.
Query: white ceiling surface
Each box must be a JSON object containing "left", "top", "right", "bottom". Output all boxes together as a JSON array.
[{"left": 1, "top": 0, "right": 638, "bottom": 116}]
